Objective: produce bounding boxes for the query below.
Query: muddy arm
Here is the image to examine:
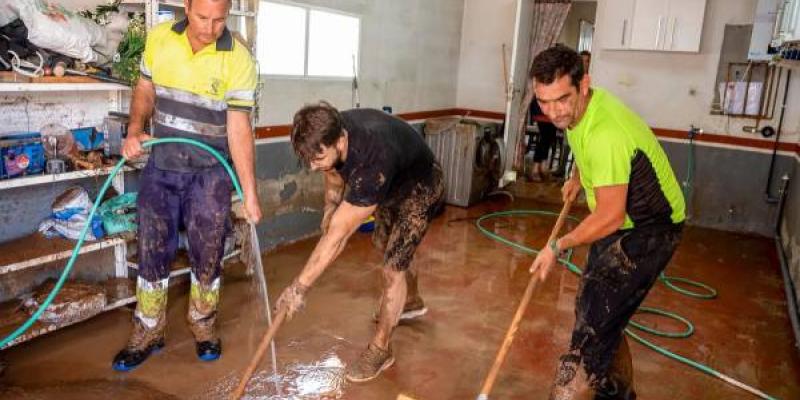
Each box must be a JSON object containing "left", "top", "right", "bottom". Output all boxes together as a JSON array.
[
  {"left": 296, "top": 201, "right": 376, "bottom": 288},
  {"left": 557, "top": 184, "right": 627, "bottom": 250},
  {"left": 228, "top": 110, "right": 262, "bottom": 223},
  {"left": 321, "top": 170, "right": 345, "bottom": 234}
]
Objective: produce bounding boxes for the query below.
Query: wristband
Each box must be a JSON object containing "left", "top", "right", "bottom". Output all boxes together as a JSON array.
[{"left": 547, "top": 239, "right": 564, "bottom": 257}]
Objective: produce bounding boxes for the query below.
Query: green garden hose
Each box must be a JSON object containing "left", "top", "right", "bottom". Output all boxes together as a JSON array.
[
  {"left": 476, "top": 210, "right": 777, "bottom": 400},
  {"left": 0, "top": 138, "right": 245, "bottom": 349}
]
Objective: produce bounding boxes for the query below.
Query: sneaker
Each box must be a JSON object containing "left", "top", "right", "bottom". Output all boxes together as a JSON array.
[
  {"left": 373, "top": 296, "right": 428, "bottom": 322},
  {"left": 399, "top": 296, "right": 428, "bottom": 320},
  {"left": 112, "top": 337, "right": 165, "bottom": 372},
  {"left": 196, "top": 339, "right": 222, "bottom": 362},
  {"left": 345, "top": 343, "right": 395, "bottom": 383}
]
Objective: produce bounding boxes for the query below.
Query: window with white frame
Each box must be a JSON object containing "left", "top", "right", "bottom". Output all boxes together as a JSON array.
[{"left": 257, "top": 2, "right": 360, "bottom": 78}]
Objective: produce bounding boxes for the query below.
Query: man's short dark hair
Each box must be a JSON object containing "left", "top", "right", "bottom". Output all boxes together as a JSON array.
[
  {"left": 531, "top": 45, "right": 585, "bottom": 88},
  {"left": 579, "top": 50, "right": 591, "bottom": 57},
  {"left": 291, "top": 101, "right": 344, "bottom": 164}
]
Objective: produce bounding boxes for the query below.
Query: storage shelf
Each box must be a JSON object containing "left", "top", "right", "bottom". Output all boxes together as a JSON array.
[
  {"left": 0, "top": 234, "right": 128, "bottom": 276},
  {"left": 0, "top": 166, "right": 131, "bottom": 191},
  {"left": 0, "top": 278, "right": 135, "bottom": 348},
  {"left": 0, "top": 82, "right": 130, "bottom": 92}
]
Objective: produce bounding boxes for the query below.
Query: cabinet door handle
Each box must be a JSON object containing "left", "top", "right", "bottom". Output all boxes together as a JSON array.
[
  {"left": 622, "top": 19, "right": 627, "bottom": 46},
  {"left": 656, "top": 16, "right": 664, "bottom": 49}
]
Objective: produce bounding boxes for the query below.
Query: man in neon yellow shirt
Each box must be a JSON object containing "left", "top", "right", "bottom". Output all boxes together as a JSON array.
[
  {"left": 529, "top": 45, "right": 685, "bottom": 399},
  {"left": 113, "top": 0, "right": 262, "bottom": 371}
]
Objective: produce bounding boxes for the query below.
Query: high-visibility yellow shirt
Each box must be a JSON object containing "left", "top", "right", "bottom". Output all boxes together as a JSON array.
[
  {"left": 139, "top": 19, "right": 257, "bottom": 171},
  {"left": 567, "top": 88, "right": 685, "bottom": 229}
]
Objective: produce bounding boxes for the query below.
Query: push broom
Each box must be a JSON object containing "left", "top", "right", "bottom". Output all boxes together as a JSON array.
[
  {"left": 476, "top": 198, "right": 573, "bottom": 400},
  {"left": 230, "top": 222, "right": 286, "bottom": 400}
]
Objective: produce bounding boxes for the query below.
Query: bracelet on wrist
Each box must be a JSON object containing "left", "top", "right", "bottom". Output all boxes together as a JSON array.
[{"left": 549, "top": 239, "right": 560, "bottom": 254}]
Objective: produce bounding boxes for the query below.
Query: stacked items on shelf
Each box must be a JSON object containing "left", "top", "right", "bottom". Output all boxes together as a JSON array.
[
  {"left": 0, "top": 0, "right": 147, "bottom": 86},
  {"left": 0, "top": 123, "right": 125, "bottom": 181}
]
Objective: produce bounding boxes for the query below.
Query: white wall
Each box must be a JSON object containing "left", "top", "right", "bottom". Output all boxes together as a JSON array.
[
  {"left": 592, "top": 0, "right": 800, "bottom": 143},
  {"left": 0, "top": 92, "right": 112, "bottom": 133},
  {"left": 455, "top": 0, "right": 516, "bottom": 113},
  {"left": 257, "top": 0, "right": 465, "bottom": 126}
]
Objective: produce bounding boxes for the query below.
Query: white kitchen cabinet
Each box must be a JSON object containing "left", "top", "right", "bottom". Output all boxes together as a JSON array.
[
  {"left": 629, "top": 0, "right": 668, "bottom": 50},
  {"left": 663, "top": 0, "right": 707, "bottom": 51},
  {"left": 600, "top": 0, "right": 636, "bottom": 50},
  {"left": 600, "top": 0, "right": 706, "bottom": 52},
  {"left": 780, "top": 0, "right": 800, "bottom": 43}
]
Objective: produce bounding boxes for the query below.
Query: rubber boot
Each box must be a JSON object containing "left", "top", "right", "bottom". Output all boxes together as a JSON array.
[
  {"left": 112, "top": 277, "right": 168, "bottom": 372},
  {"left": 188, "top": 273, "right": 222, "bottom": 361}
]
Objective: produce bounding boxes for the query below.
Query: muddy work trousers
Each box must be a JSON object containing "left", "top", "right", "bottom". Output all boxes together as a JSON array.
[
  {"left": 130, "top": 161, "right": 232, "bottom": 348},
  {"left": 552, "top": 223, "right": 683, "bottom": 400}
]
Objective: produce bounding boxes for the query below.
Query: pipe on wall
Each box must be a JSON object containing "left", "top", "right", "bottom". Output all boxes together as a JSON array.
[{"left": 765, "top": 69, "right": 792, "bottom": 203}]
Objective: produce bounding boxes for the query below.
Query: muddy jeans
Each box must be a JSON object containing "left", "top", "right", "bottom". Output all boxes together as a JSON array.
[
  {"left": 372, "top": 163, "right": 445, "bottom": 271},
  {"left": 130, "top": 160, "right": 232, "bottom": 347},
  {"left": 552, "top": 223, "right": 683, "bottom": 400}
]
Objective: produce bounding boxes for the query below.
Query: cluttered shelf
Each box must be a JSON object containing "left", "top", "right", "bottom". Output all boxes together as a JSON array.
[
  {"left": 0, "top": 82, "right": 130, "bottom": 92},
  {"left": 0, "top": 233, "right": 130, "bottom": 276},
  {"left": 0, "top": 278, "right": 135, "bottom": 348},
  {"left": 0, "top": 165, "right": 132, "bottom": 191}
]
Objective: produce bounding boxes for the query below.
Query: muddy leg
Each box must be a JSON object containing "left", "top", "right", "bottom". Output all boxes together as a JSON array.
[
  {"left": 183, "top": 167, "right": 232, "bottom": 343},
  {"left": 374, "top": 268, "right": 406, "bottom": 349},
  {"left": 405, "top": 266, "right": 420, "bottom": 303},
  {"left": 598, "top": 336, "right": 635, "bottom": 399}
]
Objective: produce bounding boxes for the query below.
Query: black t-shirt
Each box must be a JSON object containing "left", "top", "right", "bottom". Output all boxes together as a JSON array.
[{"left": 337, "top": 109, "right": 435, "bottom": 207}]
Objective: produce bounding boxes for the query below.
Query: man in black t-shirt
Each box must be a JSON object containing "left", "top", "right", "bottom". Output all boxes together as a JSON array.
[{"left": 276, "top": 102, "right": 444, "bottom": 383}]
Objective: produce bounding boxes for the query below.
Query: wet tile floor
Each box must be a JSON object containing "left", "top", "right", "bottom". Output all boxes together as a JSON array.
[{"left": 1, "top": 183, "right": 798, "bottom": 399}]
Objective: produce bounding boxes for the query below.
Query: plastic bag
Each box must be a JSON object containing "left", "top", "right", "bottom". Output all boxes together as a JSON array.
[
  {"left": 0, "top": 2, "right": 18, "bottom": 29},
  {"left": 13, "top": 0, "right": 127, "bottom": 64},
  {"left": 38, "top": 186, "right": 104, "bottom": 240},
  {"left": 97, "top": 192, "right": 137, "bottom": 235}
]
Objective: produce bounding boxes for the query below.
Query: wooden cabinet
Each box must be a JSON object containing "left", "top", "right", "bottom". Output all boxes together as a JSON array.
[{"left": 600, "top": 0, "right": 706, "bottom": 52}]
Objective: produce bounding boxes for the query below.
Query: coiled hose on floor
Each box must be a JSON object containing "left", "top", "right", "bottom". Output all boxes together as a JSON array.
[
  {"left": 0, "top": 138, "right": 245, "bottom": 350},
  {"left": 476, "top": 209, "right": 777, "bottom": 400}
]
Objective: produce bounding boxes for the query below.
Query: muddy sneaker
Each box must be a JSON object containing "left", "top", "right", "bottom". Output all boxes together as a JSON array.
[
  {"left": 196, "top": 339, "right": 222, "bottom": 362},
  {"left": 346, "top": 344, "right": 395, "bottom": 383},
  {"left": 112, "top": 337, "right": 165, "bottom": 372},
  {"left": 372, "top": 296, "right": 428, "bottom": 322}
]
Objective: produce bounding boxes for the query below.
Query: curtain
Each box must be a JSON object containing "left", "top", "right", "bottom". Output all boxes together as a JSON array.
[{"left": 512, "top": 0, "right": 572, "bottom": 171}]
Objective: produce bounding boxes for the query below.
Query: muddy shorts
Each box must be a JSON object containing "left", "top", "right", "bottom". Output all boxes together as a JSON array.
[
  {"left": 555, "top": 223, "right": 683, "bottom": 398},
  {"left": 372, "top": 163, "right": 444, "bottom": 271}
]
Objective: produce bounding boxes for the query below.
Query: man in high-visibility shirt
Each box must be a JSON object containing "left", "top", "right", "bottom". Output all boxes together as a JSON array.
[
  {"left": 529, "top": 45, "right": 685, "bottom": 399},
  {"left": 113, "top": 0, "right": 262, "bottom": 371}
]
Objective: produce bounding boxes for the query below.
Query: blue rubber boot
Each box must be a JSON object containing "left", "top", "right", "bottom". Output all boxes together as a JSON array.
[
  {"left": 196, "top": 339, "right": 222, "bottom": 361},
  {"left": 112, "top": 337, "right": 165, "bottom": 372}
]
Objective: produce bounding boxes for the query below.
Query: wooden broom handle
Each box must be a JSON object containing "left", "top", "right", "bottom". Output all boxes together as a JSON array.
[
  {"left": 477, "top": 199, "right": 573, "bottom": 399},
  {"left": 231, "top": 308, "right": 287, "bottom": 400}
]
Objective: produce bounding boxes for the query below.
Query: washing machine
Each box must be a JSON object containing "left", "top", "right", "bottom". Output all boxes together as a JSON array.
[{"left": 424, "top": 117, "right": 504, "bottom": 207}]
